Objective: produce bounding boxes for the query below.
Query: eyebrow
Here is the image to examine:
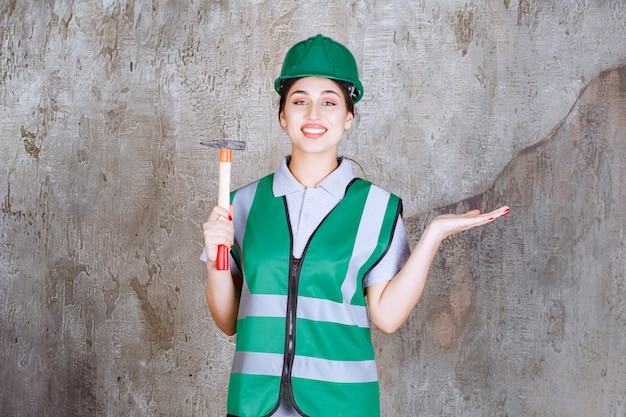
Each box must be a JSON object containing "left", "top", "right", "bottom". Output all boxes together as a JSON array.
[{"left": 289, "top": 89, "right": 341, "bottom": 97}]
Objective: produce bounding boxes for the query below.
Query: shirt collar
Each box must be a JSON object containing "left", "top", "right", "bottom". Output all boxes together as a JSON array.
[{"left": 273, "top": 156, "right": 356, "bottom": 199}]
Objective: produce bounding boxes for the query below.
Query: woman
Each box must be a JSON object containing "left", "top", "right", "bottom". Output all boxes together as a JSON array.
[{"left": 202, "top": 34, "right": 509, "bottom": 417}]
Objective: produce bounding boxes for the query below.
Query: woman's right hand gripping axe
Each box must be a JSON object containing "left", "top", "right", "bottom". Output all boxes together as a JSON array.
[{"left": 201, "top": 140, "right": 246, "bottom": 270}]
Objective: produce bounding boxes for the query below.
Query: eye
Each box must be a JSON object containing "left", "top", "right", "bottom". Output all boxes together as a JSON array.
[
  {"left": 321, "top": 96, "right": 339, "bottom": 106},
  {"left": 290, "top": 95, "right": 308, "bottom": 105}
]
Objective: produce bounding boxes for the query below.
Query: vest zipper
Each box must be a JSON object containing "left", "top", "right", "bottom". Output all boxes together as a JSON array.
[{"left": 280, "top": 255, "right": 303, "bottom": 405}]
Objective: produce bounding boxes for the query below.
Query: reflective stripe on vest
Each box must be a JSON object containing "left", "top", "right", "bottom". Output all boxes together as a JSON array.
[
  {"left": 231, "top": 351, "right": 378, "bottom": 384},
  {"left": 227, "top": 174, "right": 401, "bottom": 417}
]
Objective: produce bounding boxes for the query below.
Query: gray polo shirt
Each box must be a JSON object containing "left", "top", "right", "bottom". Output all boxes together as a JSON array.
[{"left": 263, "top": 156, "right": 410, "bottom": 417}]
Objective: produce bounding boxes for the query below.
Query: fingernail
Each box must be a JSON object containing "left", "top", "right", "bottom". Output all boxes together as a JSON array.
[
  {"left": 228, "top": 215, "right": 233, "bottom": 221},
  {"left": 489, "top": 217, "right": 494, "bottom": 221}
]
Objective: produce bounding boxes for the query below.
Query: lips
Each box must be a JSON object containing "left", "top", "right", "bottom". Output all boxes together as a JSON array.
[{"left": 302, "top": 124, "right": 327, "bottom": 138}]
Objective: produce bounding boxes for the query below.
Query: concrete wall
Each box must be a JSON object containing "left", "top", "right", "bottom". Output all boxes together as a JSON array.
[{"left": 1, "top": 1, "right": 625, "bottom": 416}]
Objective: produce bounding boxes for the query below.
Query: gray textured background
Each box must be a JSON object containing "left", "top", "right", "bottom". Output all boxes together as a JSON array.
[{"left": 1, "top": 1, "right": 625, "bottom": 416}]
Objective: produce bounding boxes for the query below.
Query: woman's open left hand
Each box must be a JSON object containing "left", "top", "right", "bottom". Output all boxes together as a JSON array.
[{"left": 428, "top": 206, "right": 510, "bottom": 241}]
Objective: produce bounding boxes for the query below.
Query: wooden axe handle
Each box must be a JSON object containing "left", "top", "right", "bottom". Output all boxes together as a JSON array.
[{"left": 216, "top": 149, "right": 231, "bottom": 270}]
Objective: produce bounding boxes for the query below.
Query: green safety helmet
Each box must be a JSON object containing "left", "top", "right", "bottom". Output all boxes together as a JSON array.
[{"left": 274, "top": 34, "right": 364, "bottom": 103}]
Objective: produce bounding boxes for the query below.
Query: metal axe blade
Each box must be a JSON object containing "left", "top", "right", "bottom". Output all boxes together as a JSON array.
[{"left": 200, "top": 140, "right": 246, "bottom": 150}]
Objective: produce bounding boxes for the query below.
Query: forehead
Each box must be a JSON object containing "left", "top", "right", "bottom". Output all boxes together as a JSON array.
[{"left": 288, "top": 76, "right": 342, "bottom": 95}]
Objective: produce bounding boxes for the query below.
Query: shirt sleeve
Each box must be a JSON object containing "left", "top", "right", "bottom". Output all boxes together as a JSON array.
[{"left": 363, "top": 215, "right": 410, "bottom": 288}]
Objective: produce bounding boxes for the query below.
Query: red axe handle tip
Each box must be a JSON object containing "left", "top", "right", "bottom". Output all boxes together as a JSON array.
[{"left": 216, "top": 245, "right": 229, "bottom": 270}]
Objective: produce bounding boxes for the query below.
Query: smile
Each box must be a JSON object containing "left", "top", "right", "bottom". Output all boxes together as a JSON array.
[
  {"left": 302, "top": 127, "right": 326, "bottom": 134},
  {"left": 301, "top": 124, "right": 328, "bottom": 138}
]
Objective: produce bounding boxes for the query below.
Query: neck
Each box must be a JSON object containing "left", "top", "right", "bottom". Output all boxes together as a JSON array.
[{"left": 288, "top": 152, "right": 339, "bottom": 188}]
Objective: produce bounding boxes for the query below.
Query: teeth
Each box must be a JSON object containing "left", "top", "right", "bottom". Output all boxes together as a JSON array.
[{"left": 303, "top": 128, "right": 325, "bottom": 134}]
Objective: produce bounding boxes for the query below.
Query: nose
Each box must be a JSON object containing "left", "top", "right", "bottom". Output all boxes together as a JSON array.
[{"left": 307, "top": 102, "right": 321, "bottom": 120}]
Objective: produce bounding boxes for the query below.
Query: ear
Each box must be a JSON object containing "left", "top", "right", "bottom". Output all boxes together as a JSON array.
[
  {"left": 344, "top": 112, "right": 354, "bottom": 130},
  {"left": 279, "top": 111, "right": 287, "bottom": 128}
]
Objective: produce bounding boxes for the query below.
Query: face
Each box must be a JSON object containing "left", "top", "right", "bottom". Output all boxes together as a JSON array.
[{"left": 279, "top": 77, "right": 354, "bottom": 159}]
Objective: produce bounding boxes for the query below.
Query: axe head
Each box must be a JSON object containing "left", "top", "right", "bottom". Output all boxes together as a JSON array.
[{"left": 200, "top": 140, "right": 246, "bottom": 150}]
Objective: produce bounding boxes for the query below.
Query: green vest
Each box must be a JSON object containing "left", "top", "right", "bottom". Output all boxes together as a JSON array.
[{"left": 226, "top": 174, "right": 401, "bottom": 417}]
